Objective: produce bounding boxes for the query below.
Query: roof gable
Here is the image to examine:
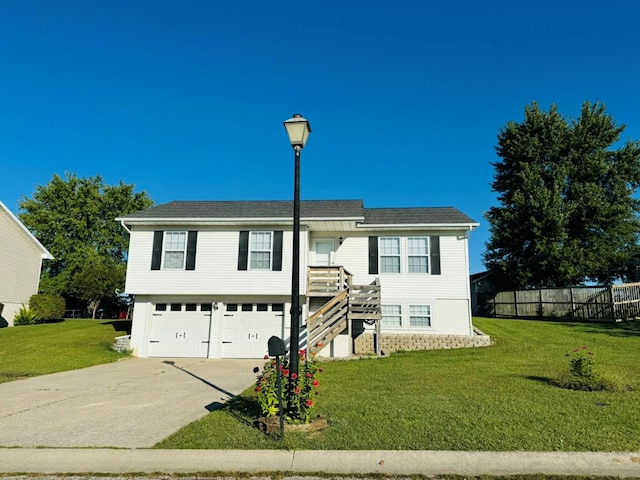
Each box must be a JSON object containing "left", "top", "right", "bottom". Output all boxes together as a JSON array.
[{"left": 0, "top": 201, "right": 53, "bottom": 259}]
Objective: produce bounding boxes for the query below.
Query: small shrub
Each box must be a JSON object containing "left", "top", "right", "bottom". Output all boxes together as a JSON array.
[
  {"left": 29, "top": 294, "right": 66, "bottom": 321},
  {"left": 13, "top": 305, "right": 41, "bottom": 326},
  {"left": 555, "top": 346, "right": 634, "bottom": 392},
  {"left": 567, "top": 345, "right": 595, "bottom": 379}
]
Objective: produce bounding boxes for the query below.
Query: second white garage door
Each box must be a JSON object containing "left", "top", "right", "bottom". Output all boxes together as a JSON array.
[{"left": 221, "top": 303, "right": 285, "bottom": 358}]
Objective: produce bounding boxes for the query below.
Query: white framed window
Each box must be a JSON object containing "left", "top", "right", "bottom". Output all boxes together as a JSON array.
[
  {"left": 381, "top": 304, "right": 402, "bottom": 327},
  {"left": 408, "top": 237, "right": 429, "bottom": 273},
  {"left": 409, "top": 304, "right": 431, "bottom": 327},
  {"left": 380, "top": 237, "right": 401, "bottom": 273},
  {"left": 163, "top": 231, "right": 187, "bottom": 269},
  {"left": 250, "top": 231, "right": 272, "bottom": 269}
]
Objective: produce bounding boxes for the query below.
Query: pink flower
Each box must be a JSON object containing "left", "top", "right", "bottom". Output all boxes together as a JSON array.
[
  {"left": 291, "top": 372, "right": 298, "bottom": 380},
  {"left": 283, "top": 369, "right": 289, "bottom": 377},
  {"left": 306, "top": 373, "right": 312, "bottom": 378},
  {"left": 312, "top": 379, "right": 319, "bottom": 387},
  {"left": 305, "top": 399, "right": 314, "bottom": 407},
  {"left": 255, "top": 386, "right": 261, "bottom": 392},
  {"left": 295, "top": 386, "right": 302, "bottom": 394}
]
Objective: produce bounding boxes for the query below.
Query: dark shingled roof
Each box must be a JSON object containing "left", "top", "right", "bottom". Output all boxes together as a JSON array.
[
  {"left": 121, "top": 200, "right": 478, "bottom": 225},
  {"left": 123, "top": 200, "right": 365, "bottom": 219},
  {"left": 364, "top": 207, "right": 477, "bottom": 225}
]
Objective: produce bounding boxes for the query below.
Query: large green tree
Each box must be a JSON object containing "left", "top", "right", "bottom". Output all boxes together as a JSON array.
[
  {"left": 19, "top": 173, "right": 153, "bottom": 312},
  {"left": 484, "top": 102, "right": 640, "bottom": 289}
]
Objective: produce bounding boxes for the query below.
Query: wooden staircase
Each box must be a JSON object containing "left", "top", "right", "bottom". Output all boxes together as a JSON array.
[{"left": 305, "top": 266, "right": 381, "bottom": 355}]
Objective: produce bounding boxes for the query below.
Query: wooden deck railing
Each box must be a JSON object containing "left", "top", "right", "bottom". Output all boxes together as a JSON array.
[
  {"left": 306, "top": 272, "right": 382, "bottom": 355},
  {"left": 307, "top": 290, "right": 349, "bottom": 354},
  {"left": 348, "top": 279, "right": 382, "bottom": 321},
  {"left": 307, "top": 266, "right": 352, "bottom": 296}
]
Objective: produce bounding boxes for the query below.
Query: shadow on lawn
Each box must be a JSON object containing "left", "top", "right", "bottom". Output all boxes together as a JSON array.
[
  {"left": 555, "top": 319, "right": 640, "bottom": 338},
  {"left": 101, "top": 320, "right": 132, "bottom": 334},
  {"left": 220, "top": 395, "right": 262, "bottom": 427}
]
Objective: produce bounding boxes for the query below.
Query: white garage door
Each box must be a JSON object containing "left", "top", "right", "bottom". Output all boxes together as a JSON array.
[
  {"left": 149, "top": 303, "right": 212, "bottom": 357},
  {"left": 221, "top": 303, "right": 284, "bottom": 358}
]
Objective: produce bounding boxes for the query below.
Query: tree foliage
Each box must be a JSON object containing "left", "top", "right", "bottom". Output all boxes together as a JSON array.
[
  {"left": 484, "top": 102, "right": 640, "bottom": 289},
  {"left": 19, "top": 173, "right": 153, "bottom": 313}
]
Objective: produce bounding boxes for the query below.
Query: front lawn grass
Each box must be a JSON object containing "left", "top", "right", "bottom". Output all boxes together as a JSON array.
[
  {"left": 156, "top": 318, "right": 640, "bottom": 451},
  {"left": 0, "top": 319, "right": 130, "bottom": 383}
]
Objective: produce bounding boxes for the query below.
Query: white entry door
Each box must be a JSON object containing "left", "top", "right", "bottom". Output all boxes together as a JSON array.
[{"left": 314, "top": 239, "right": 333, "bottom": 266}]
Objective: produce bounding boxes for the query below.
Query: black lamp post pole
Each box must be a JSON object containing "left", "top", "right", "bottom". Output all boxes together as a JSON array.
[{"left": 289, "top": 145, "right": 301, "bottom": 378}]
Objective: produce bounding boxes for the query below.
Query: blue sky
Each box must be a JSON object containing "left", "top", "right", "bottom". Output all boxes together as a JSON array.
[{"left": 2, "top": 0, "right": 640, "bottom": 274}]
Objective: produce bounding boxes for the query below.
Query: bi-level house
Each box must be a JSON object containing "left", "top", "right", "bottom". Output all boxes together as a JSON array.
[{"left": 118, "top": 200, "right": 484, "bottom": 359}]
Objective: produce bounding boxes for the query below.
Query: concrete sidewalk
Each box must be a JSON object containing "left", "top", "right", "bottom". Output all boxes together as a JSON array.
[{"left": 0, "top": 448, "right": 639, "bottom": 477}]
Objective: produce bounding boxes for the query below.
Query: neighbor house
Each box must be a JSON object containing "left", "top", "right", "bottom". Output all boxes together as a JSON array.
[
  {"left": 118, "top": 200, "right": 486, "bottom": 359},
  {"left": 0, "top": 201, "right": 53, "bottom": 327}
]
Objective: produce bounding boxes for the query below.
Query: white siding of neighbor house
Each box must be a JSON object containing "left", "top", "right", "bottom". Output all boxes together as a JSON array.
[
  {"left": 0, "top": 207, "right": 47, "bottom": 325},
  {"left": 124, "top": 226, "right": 307, "bottom": 297},
  {"left": 334, "top": 231, "right": 473, "bottom": 336}
]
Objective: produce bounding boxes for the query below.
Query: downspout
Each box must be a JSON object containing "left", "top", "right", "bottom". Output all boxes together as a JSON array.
[
  {"left": 120, "top": 220, "right": 131, "bottom": 234},
  {"left": 463, "top": 226, "right": 474, "bottom": 335}
]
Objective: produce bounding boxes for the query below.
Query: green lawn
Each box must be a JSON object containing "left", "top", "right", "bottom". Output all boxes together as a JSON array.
[
  {"left": 156, "top": 318, "right": 640, "bottom": 451},
  {"left": 0, "top": 319, "right": 130, "bottom": 383}
]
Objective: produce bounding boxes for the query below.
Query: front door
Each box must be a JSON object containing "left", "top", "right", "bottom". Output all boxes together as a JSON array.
[{"left": 314, "top": 239, "right": 333, "bottom": 266}]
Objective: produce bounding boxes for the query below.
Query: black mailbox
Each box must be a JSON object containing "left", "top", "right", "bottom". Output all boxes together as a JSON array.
[{"left": 268, "top": 336, "right": 286, "bottom": 357}]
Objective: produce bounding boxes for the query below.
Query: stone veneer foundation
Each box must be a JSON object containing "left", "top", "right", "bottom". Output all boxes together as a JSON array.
[{"left": 354, "top": 329, "right": 492, "bottom": 355}]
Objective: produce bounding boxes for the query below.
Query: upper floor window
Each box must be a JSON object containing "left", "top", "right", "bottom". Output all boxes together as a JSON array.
[
  {"left": 164, "top": 231, "right": 187, "bottom": 269},
  {"left": 238, "top": 230, "right": 283, "bottom": 271},
  {"left": 250, "top": 231, "right": 272, "bottom": 269},
  {"left": 151, "top": 230, "right": 198, "bottom": 271},
  {"left": 379, "top": 237, "right": 401, "bottom": 273},
  {"left": 407, "top": 237, "right": 429, "bottom": 273},
  {"left": 369, "top": 235, "right": 440, "bottom": 275}
]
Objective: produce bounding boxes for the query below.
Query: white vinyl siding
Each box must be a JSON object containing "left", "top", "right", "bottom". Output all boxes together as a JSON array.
[
  {"left": 163, "top": 232, "right": 187, "bottom": 269},
  {"left": 249, "top": 231, "right": 272, "bottom": 270},
  {"left": 124, "top": 228, "right": 304, "bottom": 296}
]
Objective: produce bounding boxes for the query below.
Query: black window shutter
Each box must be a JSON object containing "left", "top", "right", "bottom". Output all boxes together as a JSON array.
[
  {"left": 151, "top": 231, "right": 164, "bottom": 270},
  {"left": 430, "top": 236, "right": 441, "bottom": 275},
  {"left": 368, "top": 236, "right": 379, "bottom": 274},
  {"left": 238, "top": 231, "right": 249, "bottom": 270},
  {"left": 186, "top": 231, "right": 198, "bottom": 270},
  {"left": 272, "top": 231, "right": 283, "bottom": 271}
]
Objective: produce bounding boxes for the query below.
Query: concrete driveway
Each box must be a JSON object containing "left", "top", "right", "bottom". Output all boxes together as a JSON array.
[{"left": 0, "top": 358, "right": 260, "bottom": 448}]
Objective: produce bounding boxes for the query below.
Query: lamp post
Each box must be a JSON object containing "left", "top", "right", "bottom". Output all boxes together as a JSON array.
[{"left": 283, "top": 113, "right": 311, "bottom": 378}]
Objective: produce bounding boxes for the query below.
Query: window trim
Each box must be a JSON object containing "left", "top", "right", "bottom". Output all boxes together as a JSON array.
[
  {"left": 379, "top": 236, "right": 401, "bottom": 274},
  {"left": 249, "top": 231, "right": 273, "bottom": 270},
  {"left": 409, "top": 304, "right": 432, "bottom": 328},
  {"left": 407, "top": 236, "right": 429, "bottom": 274},
  {"left": 163, "top": 231, "right": 187, "bottom": 269},
  {"left": 381, "top": 304, "right": 402, "bottom": 327}
]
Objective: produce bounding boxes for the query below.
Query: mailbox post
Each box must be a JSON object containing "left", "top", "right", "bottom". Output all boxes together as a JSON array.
[{"left": 267, "top": 335, "right": 286, "bottom": 440}]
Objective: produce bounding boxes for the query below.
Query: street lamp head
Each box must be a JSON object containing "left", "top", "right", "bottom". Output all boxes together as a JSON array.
[{"left": 283, "top": 114, "right": 311, "bottom": 149}]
